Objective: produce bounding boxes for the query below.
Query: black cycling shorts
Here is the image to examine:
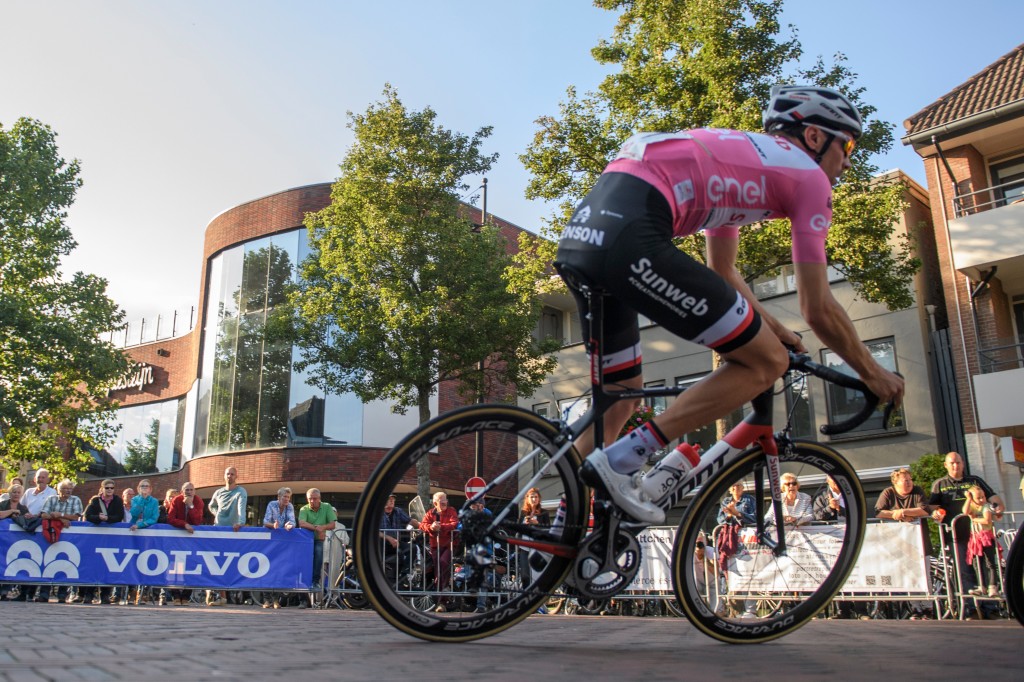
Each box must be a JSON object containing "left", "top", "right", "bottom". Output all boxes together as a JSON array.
[{"left": 555, "top": 172, "right": 761, "bottom": 382}]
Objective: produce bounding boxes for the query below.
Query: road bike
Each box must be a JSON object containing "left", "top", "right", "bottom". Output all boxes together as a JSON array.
[
  {"left": 1004, "top": 522, "right": 1024, "bottom": 626},
  {"left": 354, "top": 263, "right": 890, "bottom": 643}
]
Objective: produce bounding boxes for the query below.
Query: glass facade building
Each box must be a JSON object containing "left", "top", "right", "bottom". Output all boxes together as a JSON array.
[{"left": 193, "top": 227, "right": 363, "bottom": 456}]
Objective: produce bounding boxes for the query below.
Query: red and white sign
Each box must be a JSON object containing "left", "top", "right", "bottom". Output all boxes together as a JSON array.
[{"left": 465, "top": 477, "right": 486, "bottom": 498}]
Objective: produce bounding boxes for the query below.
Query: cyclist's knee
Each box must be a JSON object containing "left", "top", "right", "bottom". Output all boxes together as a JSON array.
[{"left": 725, "top": 334, "right": 788, "bottom": 390}]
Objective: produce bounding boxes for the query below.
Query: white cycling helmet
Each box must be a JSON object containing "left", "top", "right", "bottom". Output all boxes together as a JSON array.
[{"left": 763, "top": 85, "right": 863, "bottom": 138}]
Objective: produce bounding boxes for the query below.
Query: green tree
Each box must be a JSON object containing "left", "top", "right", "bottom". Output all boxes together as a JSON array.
[
  {"left": 0, "top": 117, "right": 130, "bottom": 482},
  {"left": 122, "top": 419, "right": 159, "bottom": 475},
  {"left": 910, "top": 452, "right": 946, "bottom": 552},
  {"left": 291, "top": 86, "right": 558, "bottom": 502},
  {"left": 520, "top": 0, "right": 918, "bottom": 309}
]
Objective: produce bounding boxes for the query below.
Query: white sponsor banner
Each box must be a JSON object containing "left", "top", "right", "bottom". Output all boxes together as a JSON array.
[
  {"left": 627, "top": 528, "right": 674, "bottom": 591},
  {"left": 840, "top": 522, "right": 929, "bottom": 594},
  {"left": 723, "top": 522, "right": 929, "bottom": 595}
]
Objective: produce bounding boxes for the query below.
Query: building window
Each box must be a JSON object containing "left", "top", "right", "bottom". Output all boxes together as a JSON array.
[
  {"left": 536, "top": 306, "right": 563, "bottom": 344},
  {"left": 194, "top": 228, "right": 363, "bottom": 456},
  {"left": 751, "top": 264, "right": 845, "bottom": 299},
  {"left": 821, "top": 338, "right": 906, "bottom": 439},
  {"left": 990, "top": 156, "right": 1024, "bottom": 208},
  {"left": 784, "top": 374, "right": 814, "bottom": 439},
  {"left": 90, "top": 398, "right": 185, "bottom": 476}
]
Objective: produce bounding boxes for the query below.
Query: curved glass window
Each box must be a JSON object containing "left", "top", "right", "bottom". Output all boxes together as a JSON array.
[
  {"left": 194, "top": 228, "right": 362, "bottom": 456},
  {"left": 93, "top": 399, "right": 185, "bottom": 476}
]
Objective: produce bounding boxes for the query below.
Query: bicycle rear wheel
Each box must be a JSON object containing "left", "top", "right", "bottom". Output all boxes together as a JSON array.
[
  {"left": 673, "top": 440, "right": 866, "bottom": 643},
  {"left": 354, "top": 404, "right": 588, "bottom": 642},
  {"left": 1005, "top": 526, "right": 1024, "bottom": 627}
]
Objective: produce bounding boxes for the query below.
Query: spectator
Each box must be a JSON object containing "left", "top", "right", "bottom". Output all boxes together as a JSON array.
[
  {"left": 717, "top": 482, "right": 755, "bottom": 526},
  {"left": 164, "top": 482, "right": 204, "bottom": 605},
  {"left": 380, "top": 494, "right": 412, "bottom": 583},
  {"left": 116, "top": 487, "right": 137, "bottom": 605},
  {"left": 128, "top": 479, "right": 161, "bottom": 605},
  {"left": 207, "top": 466, "right": 247, "bottom": 607},
  {"left": 262, "top": 487, "right": 296, "bottom": 608},
  {"left": 461, "top": 495, "right": 494, "bottom": 613},
  {"left": 520, "top": 487, "right": 550, "bottom": 527},
  {"left": 962, "top": 486, "right": 1000, "bottom": 599},
  {"left": 0, "top": 477, "right": 25, "bottom": 504},
  {"left": 765, "top": 473, "right": 813, "bottom": 527},
  {"left": 928, "top": 451, "right": 1005, "bottom": 619},
  {"left": 716, "top": 481, "right": 757, "bottom": 618},
  {"left": 693, "top": 534, "right": 717, "bottom": 601},
  {"left": 875, "top": 469, "right": 929, "bottom": 523},
  {"left": 21, "top": 468, "right": 56, "bottom": 517},
  {"left": 82, "top": 479, "right": 125, "bottom": 605},
  {"left": 813, "top": 476, "right": 847, "bottom": 523},
  {"left": 0, "top": 484, "right": 30, "bottom": 523},
  {"left": 158, "top": 487, "right": 179, "bottom": 524},
  {"left": 129, "top": 480, "right": 160, "bottom": 531},
  {"left": 0, "top": 484, "right": 34, "bottom": 602},
  {"left": 419, "top": 491, "right": 458, "bottom": 613},
  {"left": 21, "top": 467, "right": 57, "bottom": 600},
  {"left": 298, "top": 487, "right": 336, "bottom": 597},
  {"left": 155, "top": 485, "right": 179, "bottom": 606},
  {"left": 39, "top": 479, "right": 84, "bottom": 603}
]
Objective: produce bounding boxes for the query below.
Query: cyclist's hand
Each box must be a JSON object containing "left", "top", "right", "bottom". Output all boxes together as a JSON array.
[
  {"left": 772, "top": 324, "right": 806, "bottom": 353},
  {"left": 865, "top": 368, "right": 904, "bottom": 407}
]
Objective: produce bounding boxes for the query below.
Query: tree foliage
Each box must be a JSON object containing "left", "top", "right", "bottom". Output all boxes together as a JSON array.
[
  {"left": 290, "top": 86, "right": 559, "bottom": 500},
  {"left": 0, "top": 117, "right": 130, "bottom": 482},
  {"left": 520, "top": 0, "right": 919, "bottom": 310},
  {"left": 123, "top": 419, "right": 159, "bottom": 475}
]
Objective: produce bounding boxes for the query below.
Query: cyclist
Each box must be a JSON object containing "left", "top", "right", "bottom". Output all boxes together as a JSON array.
[{"left": 557, "top": 85, "right": 905, "bottom": 525}]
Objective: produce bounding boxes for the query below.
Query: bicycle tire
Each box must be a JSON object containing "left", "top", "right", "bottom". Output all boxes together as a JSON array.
[
  {"left": 672, "top": 440, "right": 866, "bottom": 643},
  {"left": 354, "top": 404, "right": 588, "bottom": 642},
  {"left": 1005, "top": 525, "right": 1024, "bottom": 627}
]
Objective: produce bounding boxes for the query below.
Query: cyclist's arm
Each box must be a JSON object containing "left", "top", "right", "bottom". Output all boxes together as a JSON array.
[
  {"left": 706, "top": 234, "right": 805, "bottom": 351},
  {"left": 794, "top": 261, "right": 904, "bottom": 405}
]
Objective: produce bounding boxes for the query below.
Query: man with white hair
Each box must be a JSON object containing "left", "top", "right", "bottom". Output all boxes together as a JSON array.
[
  {"left": 38, "top": 479, "right": 83, "bottom": 603},
  {"left": 21, "top": 468, "right": 56, "bottom": 516}
]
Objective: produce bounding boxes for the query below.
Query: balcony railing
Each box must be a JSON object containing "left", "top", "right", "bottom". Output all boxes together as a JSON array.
[
  {"left": 953, "top": 178, "right": 1024, "bottom": 218},
  {"left": 978, "top": 337, "right": 1024, "bottom": 374},
  {"left": 107, "top": 306, "right": 196, "bottom": 349}
]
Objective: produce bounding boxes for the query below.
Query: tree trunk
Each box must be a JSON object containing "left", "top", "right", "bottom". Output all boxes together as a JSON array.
[{"left": 415, "top": 388, "right": 433, "bottom": 506}]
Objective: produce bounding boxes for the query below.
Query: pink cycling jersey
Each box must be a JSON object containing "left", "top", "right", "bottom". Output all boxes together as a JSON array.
[{"left": 605, "top": 128, "right": 833, "bottom": 263}]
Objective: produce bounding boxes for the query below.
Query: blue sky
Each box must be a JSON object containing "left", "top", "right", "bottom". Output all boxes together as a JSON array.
[{"left": 2, "top": 0, "right": 1022, "bottom": 322}]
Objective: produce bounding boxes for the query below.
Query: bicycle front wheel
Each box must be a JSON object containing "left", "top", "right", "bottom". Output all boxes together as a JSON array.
[
  {"left": 1005, "top": 526, "right": 1024, "bottom": 627},
  {"left": 354, "top": 404, "right": 588, "bottom": 642},
  {"left": 673, "top": 440, "right": 866, "bottom": 643}
]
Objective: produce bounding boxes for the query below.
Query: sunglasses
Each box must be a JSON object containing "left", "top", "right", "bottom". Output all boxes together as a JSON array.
[
  {"left": 783, "top": 482, "right": 799, "bottom": 487},
  {"left": 808, "top": 124, "right": 856, "bottom": 158},
  {"left": 103, "top": 486, "right": 115, "bottom": 490}
]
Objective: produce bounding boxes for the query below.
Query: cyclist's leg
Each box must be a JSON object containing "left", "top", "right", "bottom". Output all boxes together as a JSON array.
[{"left": 649, "top": 325, "right": 787, "bottom": 441}]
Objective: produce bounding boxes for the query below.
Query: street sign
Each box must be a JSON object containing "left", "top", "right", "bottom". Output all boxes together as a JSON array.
[{"left": 465, "top": 476, "right": 486, "bottom": 498}]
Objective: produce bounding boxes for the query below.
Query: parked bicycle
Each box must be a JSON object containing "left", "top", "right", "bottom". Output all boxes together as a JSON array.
[{"left": 354, "top": 268, "right": 891, "bottom": 644}]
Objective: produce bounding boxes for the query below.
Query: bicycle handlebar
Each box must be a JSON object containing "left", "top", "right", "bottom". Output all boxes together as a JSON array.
[{"left": 787, "top": 352, "right": 895, "bottom": 436}]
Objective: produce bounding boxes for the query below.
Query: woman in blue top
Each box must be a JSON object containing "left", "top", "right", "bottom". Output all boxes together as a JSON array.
[{"left": 129, "top": 479, "right": 161, "bottom": 530}]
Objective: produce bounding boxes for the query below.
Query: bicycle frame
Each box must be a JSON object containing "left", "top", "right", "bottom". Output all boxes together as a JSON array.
[{"left": 466, "top": 284, "right": 795, "bottom": 560}]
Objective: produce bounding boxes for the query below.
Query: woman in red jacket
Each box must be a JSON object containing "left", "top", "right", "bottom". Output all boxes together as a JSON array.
[{"left": 165, "top": 482, "right": 205, "bottom": 605}]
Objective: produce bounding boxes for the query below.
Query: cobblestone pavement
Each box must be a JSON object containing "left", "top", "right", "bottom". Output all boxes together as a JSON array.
[{"left": 0, "top": 603, "right": 1018, "bottom": 681}]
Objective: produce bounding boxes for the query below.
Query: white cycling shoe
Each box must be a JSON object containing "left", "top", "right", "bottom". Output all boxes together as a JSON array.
[{"left": 580, "top": 448, "right": 665, "bottom": 525}]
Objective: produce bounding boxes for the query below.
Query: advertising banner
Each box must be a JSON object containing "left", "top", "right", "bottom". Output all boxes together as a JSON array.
[
  {"left": 1, "top": 520, "right": 313, "bottom": 590},
  {"left": 627, "top": 527, "right": 674, "bottom": 591},
  {"left": 723, "top": 522, "right": 929, "bottom": 595}
]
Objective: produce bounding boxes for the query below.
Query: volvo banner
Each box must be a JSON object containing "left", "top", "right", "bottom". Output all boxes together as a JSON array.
[{"left": 0, "top": 521, "right": 313, "bottom": 590}]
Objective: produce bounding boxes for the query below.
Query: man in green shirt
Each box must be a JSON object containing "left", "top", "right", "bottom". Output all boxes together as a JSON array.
[{"left": 298, "top": 488, "right": 336, "bottom": 591}]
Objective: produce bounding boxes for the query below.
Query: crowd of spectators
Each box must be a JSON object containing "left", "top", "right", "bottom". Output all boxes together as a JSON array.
[{"left": 0, "top": 467, "right": 335, "bottom": 608}]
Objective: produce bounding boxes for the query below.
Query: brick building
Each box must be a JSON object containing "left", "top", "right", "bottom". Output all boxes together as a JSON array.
[
  {"left": 84, "top": 183, "right": 531, "bottom": 523},
  {"left": 902, "top": 42, "right": 1024, "bottom": 498}
]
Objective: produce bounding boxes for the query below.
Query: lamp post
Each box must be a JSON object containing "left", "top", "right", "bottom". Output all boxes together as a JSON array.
[{"left": 475, "top": 178, "right": 488, "bottom": 478}]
